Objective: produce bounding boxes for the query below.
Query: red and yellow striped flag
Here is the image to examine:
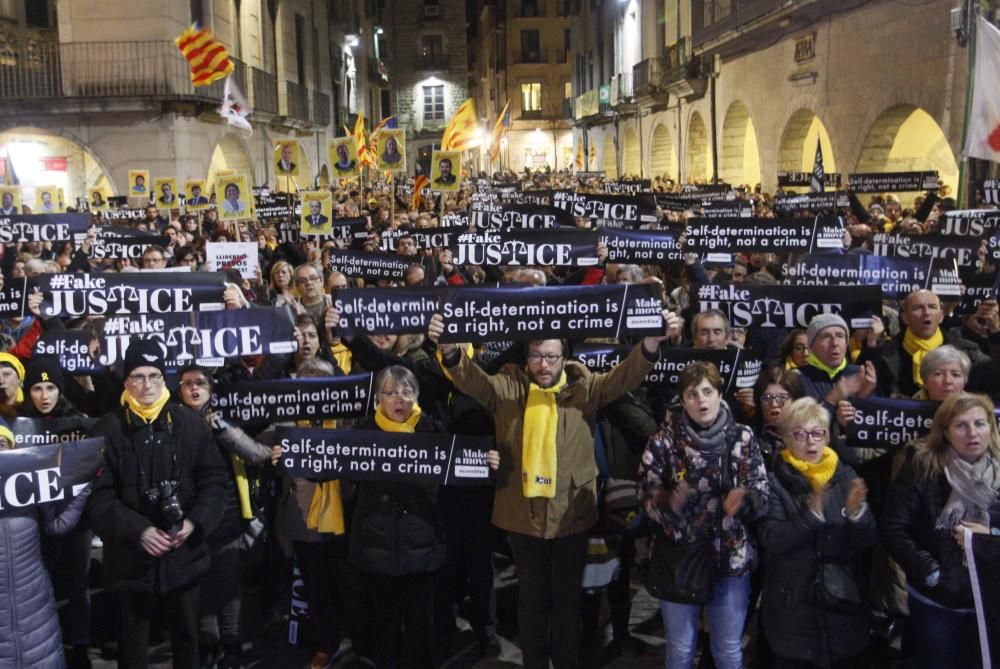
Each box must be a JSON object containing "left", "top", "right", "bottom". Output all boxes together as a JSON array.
[
  {"left": 174, "top": 24, "right": 234, "bottom": 87},
  {"left": 411, "top": 175, "right": 429, "bottom": 210},
  {"left": 353, "top": 114, "right": 375, "bottom": 168},
  {"left": 489, "top": 101, "right": 510, "bottom": 162},
  {"left": 575, "top": 144, "right": 584, "bottom": 170},
  {"left": 442, "top": 99, "right": 479, "bottom": 151}
]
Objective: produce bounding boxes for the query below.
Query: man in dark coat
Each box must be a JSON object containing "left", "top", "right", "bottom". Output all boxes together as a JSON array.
[
  {"left": 86, "top": 340, "right": 227, "bottom": 669},
  {"left": 796, "top": 313, "right": 877, "bottom": 414}
]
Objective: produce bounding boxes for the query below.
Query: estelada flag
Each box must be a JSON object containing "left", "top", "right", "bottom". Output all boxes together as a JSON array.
[
  {"left": 963, "top": 16, "right": 1000, "bottom": 163},
  {"left": 442, "top": 99, "right": 479, "bottom": 151},
  {"left": 411, "top": 175, "right": 429, "bottom": 210},
  {"left": 175, "top": 24, "right": 234, "bottom": 87},
  {"left": 489, "top": 101, "right": 510, "bottom": 162}
]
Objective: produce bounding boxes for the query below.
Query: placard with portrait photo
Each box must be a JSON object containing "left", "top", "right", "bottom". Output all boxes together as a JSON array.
[
  {"left": 0, "top": 186, "right": 22, "bottom": 216},
  {"left": 330, "top": 137, "right": 359, "bottom": 177},
  {"left": 185, "top": 180, "right": 210, "bottom": 210},
  {"left": 35, "top": 186, "right": 61, "bottom": 213},
  {"left": 274, "top": 141, "right": 300, "bottom": 177},
  {"left": 154, "top": 177, "right": 180, "bottom": 209},
  {"left": 299, "top": 190, "right": 334, "bottom": 237},
  {"left": 430, "top": 150, "right": 462, "bottom": 193},
  {"left": 128, "top": 170, "right": 150, "bottom": 197},
  {"left": 87, "top": 187, "right": 109, "bottom": 212},
  {"left": 376, "top": 130, "right": 406, "bottom": 172},
  {"left": 216, "top": 175, "right": 253, "bottom": 222}
]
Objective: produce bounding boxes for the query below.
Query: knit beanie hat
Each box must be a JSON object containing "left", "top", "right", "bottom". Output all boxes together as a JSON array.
[
  {"left": 123, "top": 339, "right": 166, "bottom": 379},
  {"left": 806, "top": 314, "right": 850, "bottom": 348},
  {"left": 23, "top": 357, "right": 65, "bottom": 393},
  {"left": 0, "top": 352, "right": 25, "bottom": 382}
]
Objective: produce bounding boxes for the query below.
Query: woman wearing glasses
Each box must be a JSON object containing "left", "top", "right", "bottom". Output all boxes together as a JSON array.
[
  {"left": 639, "top": 361, "right": 768, "bottom": 669},
  {"left": 759, "top": 397, "right": 875, "bottom": 668},
  {"left": 752, "top": 368, "right": 805, "bottom": 468}
]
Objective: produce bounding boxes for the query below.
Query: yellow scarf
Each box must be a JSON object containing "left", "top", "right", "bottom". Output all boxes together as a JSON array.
[
  {"left": 781, "top": 446, "right": 839, "bottom": 492},
  {"left": 903, "top": 327, "right": 943, "bottom": 387},
  {"left": 231, "top": 455, "right": 253, "bottom": 520},
  {"left": 329, "top": 342, "right": 352, "bottom": 374},
  {"left": 374, "top": 402, "right": 422, "bottom": 432},
  {"left": 299, "top": 418, "right": 345, "bottom": 534},
  {"left": 807, "top": 352, "right": 847, "bottom": 381},
  {"left": 849, "top": 337, "right": 862, "bottom": 363},
  {"left": 521, "top": 371, "right": 567, "bottom": 499},
  {"left": 784, "top": 356, "right": 798, "bottom": 370},
  {"left": 120, "top": 386, "right": 170, "bottom": 423},
  {"left": 435, "top": 344, "right": 474, "bottom": 383}
]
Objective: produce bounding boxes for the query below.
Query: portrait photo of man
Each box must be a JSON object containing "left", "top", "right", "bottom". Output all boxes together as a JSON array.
[
  {"left": 185, "top": 180, "right": 209, "bottom": 208},
  {"left": 275, "top": 142, "right": 299, "bottom": 176},
  {"left": 155, "top": 178, "right": 178, "bottom": 207},
  {"left": 330, "top": 138, "right": 358, "bottom": 177},
  {"left": 0, "top": 188, "right": 20, "bottom": 216},
  {"left": 36, "top": 187, "right": 57, "bottom": 213},
  {"left": 430, "top": 150, "right": 461, "bottom": 192},
  {"left": 129, "top": 170, "right": 150, "bottom": 195},
  {"left": 299, "top": 190, "right": 333, "bottom": 236}
]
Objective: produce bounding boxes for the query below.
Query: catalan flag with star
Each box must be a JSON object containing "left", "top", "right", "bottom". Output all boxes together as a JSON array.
[
  {"left": 411, "top": 174, "right": 429, "bottom": 210},
  {"left": 353, "top": 114, "right": 376, "bottom": 168},
  {"left": 175, "top": 23, "right": 234, "bottom": 87},
  {"left": 442, "top": 99, "right": 480, "bottom": 151}
]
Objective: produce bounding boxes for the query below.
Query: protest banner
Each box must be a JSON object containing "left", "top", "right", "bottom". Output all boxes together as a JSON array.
[
  {"left": 11, "top": 417, "right": 98, "bottom": 448},
  {"left": 321, "top": 217, "right": 370, "bottom": 246},
  {"left": 847, "top": 171, "right": 939, "bottom": 193},
  {"left": 254, "top": 192, "right": 295, "bottom": 219},
  {"left": 600, "top": 227, "right": 684, "bottom": 263},
  {"left": 469, "top": 203, "right": 575, "bottom": 229},
  {"left": 379, "top": 228, "right": 461, "bottom": 253},
  {"left": 0, "top": 437, "right": 104, "bottom": 516},
  {"left": 870, "top": 232, "right": 981, "bottom": 267},
  {"left": 573, "top": 343, "right": 742, "bottom": 393},
  {"left": 604, "top": 180, "right": 651, "bottom": 195},
  {"left": 964, "top": 533, "right": 1000, "bottom": 668},
  {"left": 448, "top": 228, "right": 600, "bottom": 266},
  {"left": 701, "top": 200, "right": 753, "bottom": 219},
  {"left": 552, "top": 190, "right": 657, "bottom": 225},
  {"left": 777, "top": 172, "right": 842, "bottom": 188},
  {"left": 691, "top": 283, "right": 883, "bottom": 329},
  {"left": 0, "top": 213, "right": 89, "bottom": 244},
  {"left": 29, "top": 271, "right": 227, "bottom": 319},
  {"left": 954, "top": 270, "right": 998, "bottom": 316},
  {"left": 0, "top": 277, "right": 27, "bottom": 319},
  {"left": 89, "top": 226, "right": 170, "bottom": 262},
  {"left": 205, "top": 241, "right": 260, "bottom": 279},
  {"left": 977, "top": 178, "right": 1000, "bottom": 206},
  {"left": 843, "top": 396, "right": 938, "bottom": 449},
  {"left": 772, "top": 192, "right": 851, "bottom": 213},
  {"left": 509, "top": 190, "right": 553, "bottom": 206},
  {"left": 940, "top": 209, "right": 1000, "bottom": 237},
  {"left": 98, "top": 208, "right": 147, "bottom": 221},
  {"left": 332, "top": 287, "right": 441, "bottom": 335},
  {"left": 679, "top": 184, "right": 734, "bottom": 202},
  {"left": 782, "top": 253, "right": 961, "bottom": 299},
  {"left": 684, "top": 216, "right": 845, "bottom": 258},
  {"left": 210, "top": 374, "right": 374, "bottom": 423},
  {"left": 95, "top": 306, "right": 297, "bottom": 369},
  {"left": 438, "top": 283, "right": 664, "bottom": 343},
  {"left": 276, "top": 427, "right": 495, "bottom": 486},
  {"left": 34, "top": 330, "right": 101, "bottom": 374},
  {"left": 326, "top": 249, "right": 412, "bottom": 282}
]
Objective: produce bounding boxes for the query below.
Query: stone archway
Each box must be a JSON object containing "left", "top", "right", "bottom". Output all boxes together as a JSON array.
[
  {"left": 603, "top": 134, "right": 618, "bottom": 178},
  {"left": 0, "top": 126, "right": 115, "bottom": 206},
  {"left": 649, "top": 122, "right": 677, "bottom": 182},
  {"left": 856, "top": 104, "right": 958, "bottom": 203},
  {"left": 778, "top": 109, "right": 837, "bottom": 188},
  {"left": 718, "top": 101, "right": 761, "bottom": 188},
  {"left": 622, "top": 127, "right": 641, "bottom": 178},
  {"left": 208, "top": 133, "right": 256, "bottom": 192},
  {"left": 685, "top": 112, "right": 709, "bottom": 183}
]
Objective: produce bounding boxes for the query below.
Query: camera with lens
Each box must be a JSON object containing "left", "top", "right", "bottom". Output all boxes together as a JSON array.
[{"left": 146, "top": 480, "right": 184, "bottom": 532}]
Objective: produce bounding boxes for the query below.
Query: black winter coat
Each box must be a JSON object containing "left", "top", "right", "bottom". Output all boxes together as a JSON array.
[
  {"left": 348, "top": 414, "right": 448, "bottom": 576},
  {"left": 881, "top": 454, "right": 1000, "bottom": 610},
  {"left": 86, "top": 402, "right": 228, "bottom": 593},
  {"left": 760, "top": 458, "right": 876, "bottom": 666}
]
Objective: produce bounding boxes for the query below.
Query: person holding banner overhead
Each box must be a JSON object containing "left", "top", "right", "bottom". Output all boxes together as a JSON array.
[
  {"left": 0, "top": 416, "right": 94, "bottom": 669},
  {"left": 759, "top": 397, "right": 875, "bottom": 669},
  {"left": 882, "top": 393, "right": 1000, "bottom": 669},
  {"left": 86, "top": 340, "right": 228, "bottom": 669},
  {"left": 427, "top": 308, "right": 678, "bottom": 669}
]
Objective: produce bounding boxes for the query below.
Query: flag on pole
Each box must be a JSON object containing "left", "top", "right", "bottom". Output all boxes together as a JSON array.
[
  {"left": 442, "top": 99, "right": 480, "bottom": 151},
  {"left": 810, "top": 139, "right": 825, "bottom": 193},
  {"left": 353, "top": 114, "right": 374, "bottom": 168},
  {"left": 373, "top": 116, "right": 398, "bottom": 132},
  {"left": 575, "top": 144, "right": 584, "bottom": 170},
  {"left": 963, "top": 16, "right": 1000, "bottom": 162},
  {"left": 411, "top": 175, "right": 429, "bottom": 210},
  {"left": 218, "top": 77, "right": 252, "bottom": 133},
  {"left": 588, "top": 144, "right": 596, "bottom": 169},
  {"left": 489, "top": 101, "right": 510, "bottom": 162},
  {"left": 174, "top": 24, "right": 235, "bottom": 87}
]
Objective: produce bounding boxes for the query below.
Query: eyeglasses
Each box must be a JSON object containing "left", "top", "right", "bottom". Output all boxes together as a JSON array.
[
  {"left": 381, "top": 389, "right": 416, "bottom": 401},
  {"left": 761, "top": 393, "right": 791, "bottom": 406},
  {"left": 527, "top": 353, "right": 563, "bottom": 365},
  {"left": 127, "top": 372, "right": 164, "bottom": 386},
  {"left": 295, "top": 275, "right": 321, "bottom": 285},
  {"left": 791, "top": 429, "right": 827, "bottom": 443},
  {"left": 792, "top": 345, "right": 809, "bottom": 352},
  {"left": 180, "top": 380, "right": 209, "bottom": 390}
]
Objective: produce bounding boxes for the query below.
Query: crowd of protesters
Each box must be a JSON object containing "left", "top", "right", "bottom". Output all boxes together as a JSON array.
[{"left": 0, "top": 166, "right": 998, "bottom": 669}]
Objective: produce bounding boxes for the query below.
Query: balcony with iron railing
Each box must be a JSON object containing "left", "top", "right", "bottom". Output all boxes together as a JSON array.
[
  {"left": 251, "top": 66, "right": 278, "bottom": 114},
  {"left": 283, "top": 80, "right": 309, "bottom": 121},
  {"left": 691, "top": 0, "right": 869, "bottom": 49},
  {"left": 632, "top": 57, "right": 664, "bottom": 96},
  {"left": 312, "top": 90, "right": 330, "bottom": 127},
  {"left": 513, "top": 48, "right": 570, "bottom": 66},
  {"left": 612, "top": 71, "right": 633, "bottom": 105},
  {"left": 417, "top": 52, "right": 449, "bottom": 70}
]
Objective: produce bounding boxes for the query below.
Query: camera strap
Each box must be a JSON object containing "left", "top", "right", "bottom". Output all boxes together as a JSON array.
[{"left": 126, "top": 409, "right": 178, "bottom": 499}]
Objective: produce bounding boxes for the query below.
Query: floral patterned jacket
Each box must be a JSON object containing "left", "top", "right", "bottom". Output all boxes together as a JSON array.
[{"left": 638, "top": 404, "right": 769, "bottom": 576}]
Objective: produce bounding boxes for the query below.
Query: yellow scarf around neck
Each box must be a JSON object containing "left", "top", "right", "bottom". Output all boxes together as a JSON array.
[
  {"left": 849, "top": 337, "right": 862, "bottom": 363},
  {"left": 298, "top": 418, "right": 345, "bottom": 534},
  {"left": 521, "top": 371, "right": 567, "bottom": 499},
  {"left": 784, "top": 356, "right": 798, "bottom": 370},
  {"left": 120, "top": 386, "right": 170, "bottom": 423},
  {"left": 903, "top": 327, "right": 943, "bottom": 387},
  {"left": 329, "top": 342, "right": 352, "bottom": 375},
  {"left": 807, "top": 352, "right": 847, "bottom": 381},
  {"left": 781, "top": 446, "right": 839, "bottom": 492},
  {"left": 375, "top": 402, "right": 423, "bottom": 432}
]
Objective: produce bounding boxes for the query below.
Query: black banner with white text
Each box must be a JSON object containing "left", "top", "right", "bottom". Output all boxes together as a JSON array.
[
  {"left": 0, "top": 438, "right": 104, "bottom": 516},
  {"left": 691, "top": 283, "right": 883, "bottom": 329},
  {"left": 210, "top": 374, "right": 374, "bottom": 424},
  {"left": 843, "top": 397, "right": 938, "bottom": 449}
]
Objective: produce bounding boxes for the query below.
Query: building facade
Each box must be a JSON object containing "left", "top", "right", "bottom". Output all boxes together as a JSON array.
[
  {"left": 570, "top": 0, "right": 985, "bottom": 201},
  {"left": 0, "top": 0, "right": 384, "bottom": 205}
]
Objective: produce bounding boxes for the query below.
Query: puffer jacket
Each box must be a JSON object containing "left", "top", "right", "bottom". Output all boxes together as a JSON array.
[
  {"left": 443, "top": 342, "right": 657, "bottom": 539},
  {"left": 881, "top": 453, "right": 1000, "bottom": 610},
  {"left": 760, "top": 458, "right": 876, "bottom": 666},
  {"left": 0, "top": 488, "right": 90, "bottom": 669},
  {"left": 638, "top": 402, "right": 769, "bottom": 576},
  {"left": 348, "top": 414, "right": 447, "bottom": 575}
]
